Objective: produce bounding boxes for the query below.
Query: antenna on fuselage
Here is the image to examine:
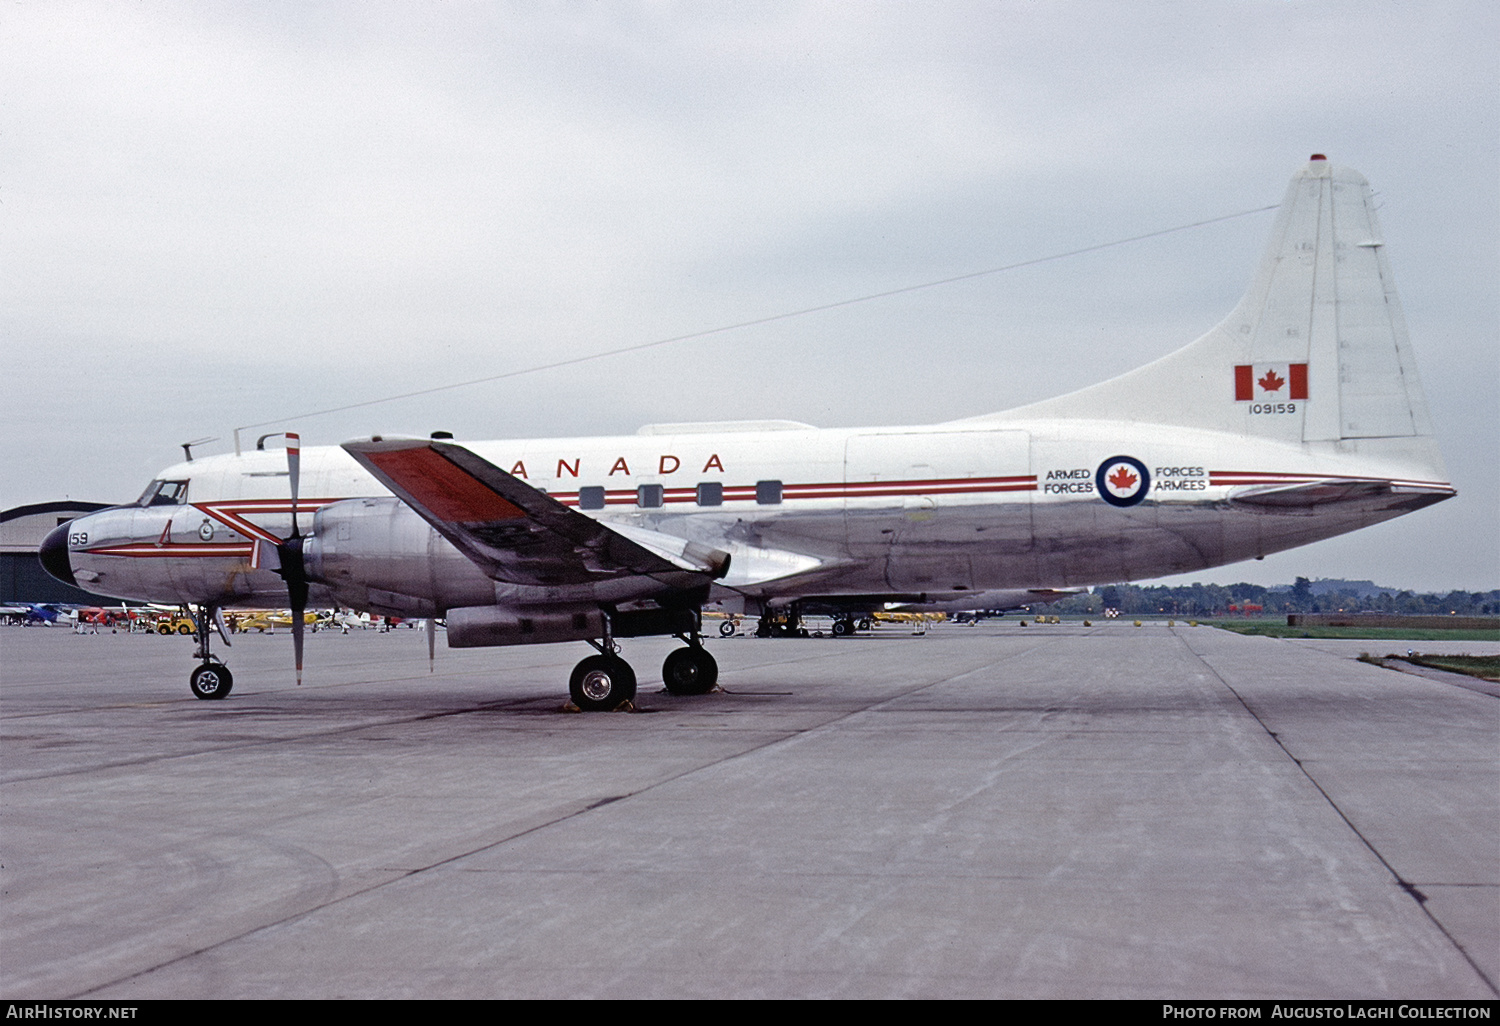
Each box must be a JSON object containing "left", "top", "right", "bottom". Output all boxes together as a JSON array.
[{"left": 180, "top": 437, "right": 217, "bottom": 462}]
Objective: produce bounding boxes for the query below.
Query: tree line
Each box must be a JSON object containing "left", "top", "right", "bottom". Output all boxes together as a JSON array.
[{"left": 1043, "top": 579, "right": 1500, "bottom": 617}]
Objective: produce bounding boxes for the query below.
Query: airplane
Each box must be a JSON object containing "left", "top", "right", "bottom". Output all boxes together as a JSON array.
[
  {"left": 227, "top": 609, "right": 318, "bottom": 634},
  {"left": 39, "top": 157, "right": 1455, "bottom": 709},
  {"left": 0, "top": 603, "right": 76, "bottom": 626},
  {"left": 78, "top": 605, "right": 145, "bottom": 629}
]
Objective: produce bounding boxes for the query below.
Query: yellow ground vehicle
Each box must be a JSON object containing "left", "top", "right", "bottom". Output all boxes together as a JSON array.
[{"left": 154, "top": 614, "right": 196, "bottom": 635}]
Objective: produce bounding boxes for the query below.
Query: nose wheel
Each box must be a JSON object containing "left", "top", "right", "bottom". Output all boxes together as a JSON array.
[{"left": 190, "top": 661, "right": 233, "bottom": 700}]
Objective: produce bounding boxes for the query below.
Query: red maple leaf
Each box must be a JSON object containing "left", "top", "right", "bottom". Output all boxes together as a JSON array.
[
  {"left": 1108, "top": 466, "right": 1138, "bottom": 492},
  {"left": 1258, "top": 368, "right": 1284, "bottom": 392}
]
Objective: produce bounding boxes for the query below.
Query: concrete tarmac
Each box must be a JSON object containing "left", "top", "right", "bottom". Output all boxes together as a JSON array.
[{"left": 1, "top": 621, "right": 1496, "bottom": 999}]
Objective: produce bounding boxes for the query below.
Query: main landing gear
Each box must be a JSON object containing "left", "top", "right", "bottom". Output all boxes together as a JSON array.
[
  {"left": 661, "top": 642, "right": 718, "bottom": 696},
  {"left": 189, "top": 604, "right": 233, "bottom": 700},
  {"left": 567, "top": 613, "right": 719, "bottom": 711},
  {"left": 569, "top": 653, "right": 636, "bottom": 711}
]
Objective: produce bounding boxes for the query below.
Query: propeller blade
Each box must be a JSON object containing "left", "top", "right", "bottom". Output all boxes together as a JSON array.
[
  {"left": 280, "top": 536, "right": 307, "bottom": 686},
  {"left": 285, "top": 432, "right": 301, "bottom": 537},
  {"left": 427, "top": 616, "right": 436, "bottom": 673},
  {"left": 291, "top": 606, "right": 305, "bottom": 686},
  {"left": 266, "top": 432, "right": 308, "bottom": 685}
]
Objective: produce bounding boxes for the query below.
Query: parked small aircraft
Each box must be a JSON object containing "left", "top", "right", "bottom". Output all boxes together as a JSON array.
[
  {"left": 76, "top": 606, "right": 133, "bottom": 628},
  {"left": 0, "top": 603, "right": 75, "bottom": 626},
  {"left": 226, "top": 610, "right": 312, "bottom": 633},
  {"left": 40, "top": 159, "right": 1454, "bottom": 708}
]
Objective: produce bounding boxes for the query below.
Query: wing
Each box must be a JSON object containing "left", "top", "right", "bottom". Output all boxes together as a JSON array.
[{"left": 342, "top": 438, "right": 730, "bottom": 589}]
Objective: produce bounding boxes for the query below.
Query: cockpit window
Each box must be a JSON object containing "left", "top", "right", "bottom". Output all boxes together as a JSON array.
[{"left": 136, "top": 479, "right": 190, "bottom": 507}]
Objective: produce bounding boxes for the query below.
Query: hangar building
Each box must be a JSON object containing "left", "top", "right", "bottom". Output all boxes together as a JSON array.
[{"left": 2, "top": 502, "right": 110, "bottom": 604}]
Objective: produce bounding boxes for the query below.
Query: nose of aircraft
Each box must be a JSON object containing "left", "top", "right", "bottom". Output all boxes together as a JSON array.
[{"left": 39, "top": 522, "right": 75, "bottom": 586}]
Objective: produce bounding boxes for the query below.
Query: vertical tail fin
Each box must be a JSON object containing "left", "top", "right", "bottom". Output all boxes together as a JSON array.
[{"left": 976, "top": 158, "right": 1444, "bottom": 473}]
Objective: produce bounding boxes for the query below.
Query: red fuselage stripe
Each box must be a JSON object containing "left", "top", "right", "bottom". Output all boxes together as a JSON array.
[{"left": 86, "top": 543, "right": 255, "bottom": 558}]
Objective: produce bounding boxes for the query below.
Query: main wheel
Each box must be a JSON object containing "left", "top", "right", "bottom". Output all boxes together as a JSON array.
[
  {"left": 662, "top": 647, "right": 718, "bottom": 696},
  {"left": 190, "top": 663, "right": 233, "bottom": 700},
  {"left": 569, "top": 654, "right": 637, "bottom": 711},
  {"left": 832, "top": 618, "right": 854, "bottom": 638},
  {"left": 718, "top": 620, "right": 736, "bottom": 637}
]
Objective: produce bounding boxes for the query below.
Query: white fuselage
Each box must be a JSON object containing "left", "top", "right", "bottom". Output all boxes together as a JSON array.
[{"left": 63, "top": 416, "right": 1450, "bottom": 618}]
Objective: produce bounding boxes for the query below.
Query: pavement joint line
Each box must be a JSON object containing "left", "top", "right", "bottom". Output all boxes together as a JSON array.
[
  {"left": 0, "top": 694, "right": 549, "bottom": 787},
  {"left": 1175, "top": 629, "right": 1500, "bottom": 998}
]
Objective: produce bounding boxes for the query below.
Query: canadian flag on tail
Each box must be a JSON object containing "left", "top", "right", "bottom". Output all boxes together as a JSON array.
[{"left": 1235, "top": 363, "right": 1308, "bottom": 401}]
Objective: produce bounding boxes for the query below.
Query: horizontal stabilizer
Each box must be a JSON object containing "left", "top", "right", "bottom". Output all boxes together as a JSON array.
[{"left": 1227, "top": 477, "right": 1455, "bottom": 511}]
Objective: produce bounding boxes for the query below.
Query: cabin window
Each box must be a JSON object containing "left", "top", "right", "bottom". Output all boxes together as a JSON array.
[
  {"left": 637, "top": 484, "right": 664, "bottom": 508},
  {"left": 756, "top": 480, "right": 783, "bottom": 505},
  {"left": 136, "top": 479, "right": 189, "bottom": 507},
  {"left": 696, "top": 482, "right": 723, "bottom": 507},
  {"left": 578, "top": 486, "right": 606, "bottom": 510}
]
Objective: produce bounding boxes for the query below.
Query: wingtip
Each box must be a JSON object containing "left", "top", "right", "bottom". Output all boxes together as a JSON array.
[{"left": 341, "top": 435, "right": 429, "bottom": 454}]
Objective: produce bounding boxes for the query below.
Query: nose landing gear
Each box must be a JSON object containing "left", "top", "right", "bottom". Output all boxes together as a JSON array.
[{"left": 189, "top": 604, "right": 234, "bottom": 700}]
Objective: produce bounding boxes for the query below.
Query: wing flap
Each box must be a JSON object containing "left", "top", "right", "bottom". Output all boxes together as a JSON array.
[{"left": 358, "top": 445, "right": 529, "bottom": 522}]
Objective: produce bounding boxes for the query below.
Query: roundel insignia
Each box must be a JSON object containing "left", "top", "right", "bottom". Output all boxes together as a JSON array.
[
  {"left": 1095, "top": 456, "right": 1150, "bottom": 508},
  {"left": 198, "top": 519, "right": 215, "bottom": 541}
]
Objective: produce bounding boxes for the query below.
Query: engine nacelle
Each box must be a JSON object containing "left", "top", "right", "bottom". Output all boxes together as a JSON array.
[
  {"left": 445, "top": 604, "right": 699, "bottom": 648},
  {"left": 446, "top": 605, "right": 605, "bottom": 648}
]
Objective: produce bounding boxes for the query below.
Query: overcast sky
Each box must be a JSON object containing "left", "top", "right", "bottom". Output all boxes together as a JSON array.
[{"left": 3, "top": 1, "right": 1496, "bottom": 592}]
